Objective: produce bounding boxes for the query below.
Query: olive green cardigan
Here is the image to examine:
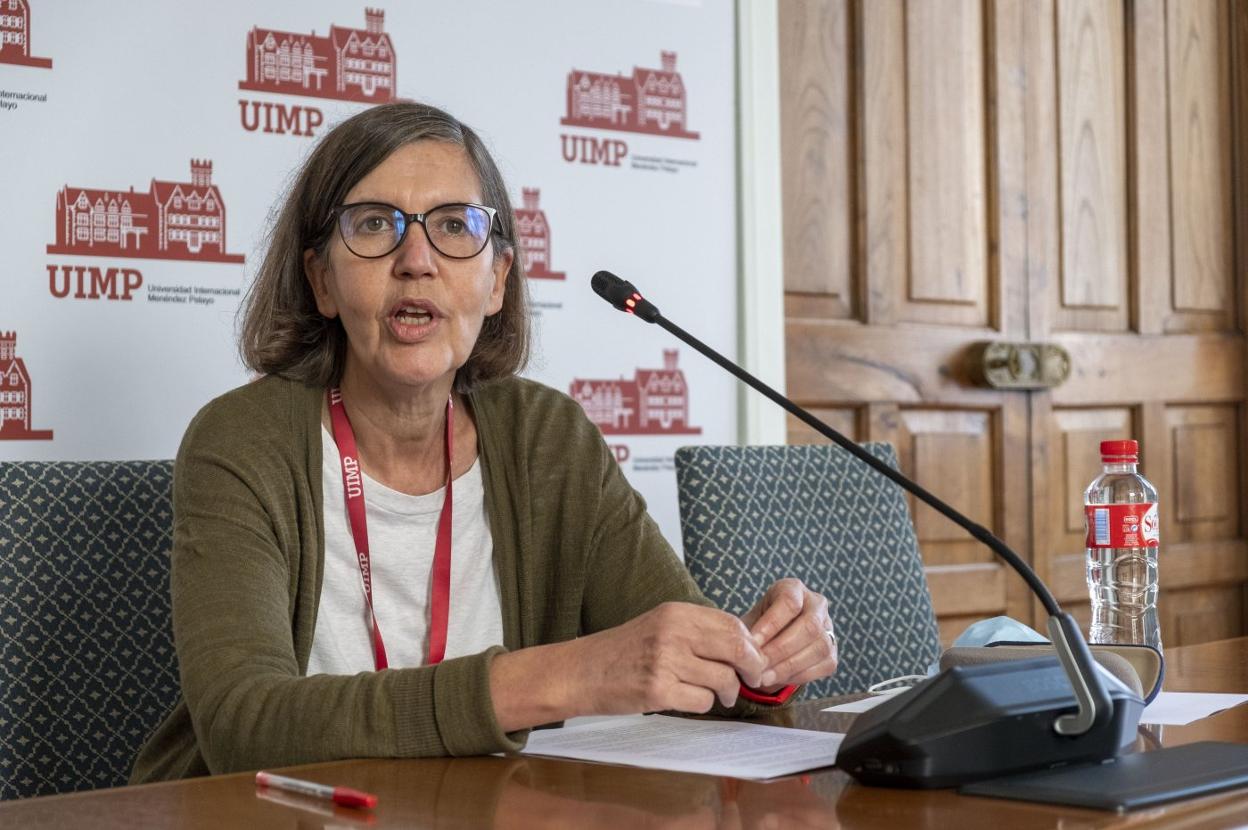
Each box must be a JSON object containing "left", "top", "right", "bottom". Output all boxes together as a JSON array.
[{"left": 131, "top": 374, "right": 765, "bottom": 783}]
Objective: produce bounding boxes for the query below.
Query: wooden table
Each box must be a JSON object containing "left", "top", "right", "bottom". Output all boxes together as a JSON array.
[{"left": 3, "top": 637, "right": 1246, "bottom": 828}]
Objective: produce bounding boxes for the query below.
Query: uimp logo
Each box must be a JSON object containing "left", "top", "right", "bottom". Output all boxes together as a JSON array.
[
  {"left": 559, "top": 50, "right": 699, "bottom": 169},
  {"left": 570, "top": 350, "right": 702, "bottom": 436},
  {"left": 46, "top": 160, "right": 244, "bottom": 265},
  {"left": 45, "top": 160, "right": 243, "bottom": 302},
  {"left": 0, "top": 0, "right": 53, "bottom": 69},
  {"left": 237, "top": 8, "right": 396, "bottom": 138},
  {"left": 0, "top": 331, "right": 53, "bottom": 441},
  {"left": 515, "top": 188, "right": 565, "bottom": 281},
  {"left": 562, "top": 51, "right": 699, "bottom": 139}
]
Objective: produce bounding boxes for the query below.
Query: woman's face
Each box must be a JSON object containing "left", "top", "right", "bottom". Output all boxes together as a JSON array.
[{"left": 305, "top": 140, "right": 512, "bottom": 396}]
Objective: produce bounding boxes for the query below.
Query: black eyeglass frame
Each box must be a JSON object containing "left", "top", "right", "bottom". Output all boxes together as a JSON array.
[{"left": 326, "top": 201, "right": 502, "bottom": 261}]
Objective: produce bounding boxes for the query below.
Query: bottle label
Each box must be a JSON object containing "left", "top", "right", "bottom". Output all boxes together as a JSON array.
[{"left": 1085, "top": 503, "right": 1160, "bottom": 549}]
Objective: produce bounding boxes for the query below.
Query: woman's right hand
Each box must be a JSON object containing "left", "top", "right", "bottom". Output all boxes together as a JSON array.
[
  {"left": 490, "top": 602, "right": 768, "bottom": 732},
  {"left": 568, "top": 602, "right": 768, "bottom": 716}
]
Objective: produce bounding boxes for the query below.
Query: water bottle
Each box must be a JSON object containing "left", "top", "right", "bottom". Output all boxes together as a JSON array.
[{"left": 1084, "top": 440, "right": 1161, "bottom": 649}]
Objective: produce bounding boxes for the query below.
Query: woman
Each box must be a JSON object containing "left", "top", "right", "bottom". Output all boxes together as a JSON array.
[{"left": 131, "top": 102, "right": 838, "bottom": 782}]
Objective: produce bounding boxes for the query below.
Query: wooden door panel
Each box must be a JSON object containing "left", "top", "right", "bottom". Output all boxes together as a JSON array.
[
  {"left": 1167, "top": 0, "right": 1234, "bottom": 326},
  {"left": 1167, "top": 405, "right": 1240, "bottom": 539},
  {"left": 859, "top": 0, "right": 908, "bottom": 326},
  {"left": 779, "top": 0, "right": 853, "bottom": 313},
  {"left": 868, "top": 401, "right": 1030, "bottom": 644},
  {"left": 1053, "top": 333, "right": 1244, "bottom": 403},
  {"left": 785, "top": 322, "right": 1010, "bottom": 405},
  {"left": 1155, "top": 403, "right": 1248, "bottom": 645},
  {"left": 1153, "top": 540, "right": 1248, "bottom": 593},
  {"left": 927, "top": 563, "right": 1009, "bottom": 646},
  {"left": 1056, "top": 0, "right": 1129, "bottom": 331},
  {"left": 889, "top": 406, "right": 1018, "bottom": 645},
  {"left": 1132, "top": 0, "right": 1173, "bottom": 337},
  {"left": 1167, "top": 587, "right": 1245, "bottom": 646},
  {"left": 903, "top": 0, "right": 989, "bottom": 320},
  {"left": 786, "top": 408, "right": 861, "bottom": 446},
  {"left": 895, "top": 409, "right": 995, "bottom": 559},
  {"left": 860, "top": 0, "right": 991, "bottom": 328}
]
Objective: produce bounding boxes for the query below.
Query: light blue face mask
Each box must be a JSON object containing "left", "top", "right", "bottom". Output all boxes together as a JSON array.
[
  {"left": 868, "top": 616, "right": 1049, "bottom": 693},
  {"left": 873, "top": 611, "right": 1048, "bottom": 683},
  {"left": 951, "top": 615, "right": 1048, "bottom": 648},
  {"left": 922, "top": 615, "right": 1047, "bottom": 675}
]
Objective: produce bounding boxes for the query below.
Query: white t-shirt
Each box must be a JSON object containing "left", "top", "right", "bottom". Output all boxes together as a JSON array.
[{"left": 308, "top": 426, "right": 505, "bottom": 675}]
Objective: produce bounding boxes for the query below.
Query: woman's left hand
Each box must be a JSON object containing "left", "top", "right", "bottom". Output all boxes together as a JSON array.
[{"left": 740, "top": 578, "right": 838, "bottom": 691}]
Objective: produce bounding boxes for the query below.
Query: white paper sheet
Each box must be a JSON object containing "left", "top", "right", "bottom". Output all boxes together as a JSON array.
[
  {"left": 520, "top": 714, "right": 844, "bottom": 779},
  {"left": 1141, "top": 691, "right": 1248, "bottom": 726},
  {"left": 820, "top": 688, "right": 908, "bottom": 714}
]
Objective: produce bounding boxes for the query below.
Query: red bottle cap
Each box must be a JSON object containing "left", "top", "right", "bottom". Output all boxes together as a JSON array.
[{"left": 1100, "top": 440, "right": 1138, "bottom": 463}]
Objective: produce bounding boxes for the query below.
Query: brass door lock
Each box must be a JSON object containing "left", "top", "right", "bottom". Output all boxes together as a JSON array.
[{"left": 967, "top": 341, "right": 1071, "bottom": 390}]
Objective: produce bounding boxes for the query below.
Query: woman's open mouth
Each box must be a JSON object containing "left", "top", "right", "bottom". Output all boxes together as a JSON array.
[{"left": 387, "top": 300, "right": 442, "bottom": 342}]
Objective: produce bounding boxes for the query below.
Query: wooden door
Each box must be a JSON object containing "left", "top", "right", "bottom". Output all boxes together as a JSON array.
[{"left": 779, "top": 0, "right": 1248, "bottom": 646}]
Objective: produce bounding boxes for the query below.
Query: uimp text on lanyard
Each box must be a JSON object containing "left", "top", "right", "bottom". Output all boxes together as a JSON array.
[{"left": 326, "top": 387, "right": 453, "bottom": 669}]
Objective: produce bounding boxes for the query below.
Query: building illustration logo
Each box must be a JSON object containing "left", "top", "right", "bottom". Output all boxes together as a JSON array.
[
  {"left": 0, "top": 332, "right": 53, "bottom": 440},
  {"left": 239, "top": 8, "right": 395, "bottom": 103},
  {"left": 46, "top": 160, "right": 245, "bottom": 263},
  {"left": 570, "top": 350, "right": 702, "bottom": 436},
  {"left": 515, "top": 188, "right": 565, "bottom": 281},
  {"left": 0, "top": 0, "right": 52, "bottom": 69},
  {"left": 561, "top": 51, "right": 698, "bottom": 140}
]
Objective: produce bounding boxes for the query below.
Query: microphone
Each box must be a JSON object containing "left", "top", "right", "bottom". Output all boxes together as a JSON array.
[
  {"left": 590, "top": 269, "right": 1144, "bottom": 788},
  {"left": 590, "top": 271, "right": 660, "bottom": 322}
]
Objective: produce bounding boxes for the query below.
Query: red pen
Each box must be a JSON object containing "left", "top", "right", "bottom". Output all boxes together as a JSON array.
[{"left": 255, "top": 770, "right": 378, "bottom": 810}]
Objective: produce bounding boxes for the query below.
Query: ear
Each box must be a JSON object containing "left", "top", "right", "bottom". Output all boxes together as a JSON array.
[
  {"left": 304, "top": 248, "right": 339, "bottom": 318},
  {"left": 485, "top": 246, "right": 513, "bottom": 316}
]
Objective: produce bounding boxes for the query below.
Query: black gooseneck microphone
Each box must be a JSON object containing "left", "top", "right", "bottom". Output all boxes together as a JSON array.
[{"left": 591, "top": 269, "right": 1144, "bottom": 788}]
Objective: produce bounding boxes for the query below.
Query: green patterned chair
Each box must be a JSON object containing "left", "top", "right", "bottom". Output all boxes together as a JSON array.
[
  {"left": 0, "top": 460, "right": 178, "bottom": 800},
  {"left": 675, "top": 443, "right": 941, "bottom": 700}
]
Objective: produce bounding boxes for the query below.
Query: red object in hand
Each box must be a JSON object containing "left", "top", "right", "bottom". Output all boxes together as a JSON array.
[{"left": 738, "top": 682, "right": 799, "bottom": 705}]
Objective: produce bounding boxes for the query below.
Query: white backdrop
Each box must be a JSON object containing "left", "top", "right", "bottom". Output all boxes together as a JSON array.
[{"left": 0, "top": 0, "right": 738, "bottom": 551}]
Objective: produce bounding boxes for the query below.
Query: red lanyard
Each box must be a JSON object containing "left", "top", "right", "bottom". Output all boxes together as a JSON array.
[{"left": 326, "top": 387, "right": 454, "bottom": 669}]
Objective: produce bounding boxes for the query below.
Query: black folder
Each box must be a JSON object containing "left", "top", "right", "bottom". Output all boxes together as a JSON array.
[{"left": 959, "top": 742, "right": 1248, "bottom": 812}]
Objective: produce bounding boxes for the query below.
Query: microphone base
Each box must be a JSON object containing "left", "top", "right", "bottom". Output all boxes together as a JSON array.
[{"left": 837, "top": 656, "right": 1144, "bottom": 789}]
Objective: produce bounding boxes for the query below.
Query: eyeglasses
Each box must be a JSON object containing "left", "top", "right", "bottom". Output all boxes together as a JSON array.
[{"left": 329, "top": 202, "right": 500, "bottom": 260}]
